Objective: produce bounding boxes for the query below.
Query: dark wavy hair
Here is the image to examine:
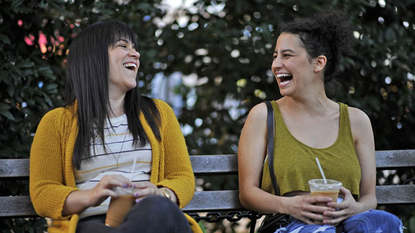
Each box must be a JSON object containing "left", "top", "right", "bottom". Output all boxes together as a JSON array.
[
  {"left": 64, "top": 20, "right": 161, "bottom": 169},
  {"left": 280, "top": 10, "right": 354, "bottom": 89}
]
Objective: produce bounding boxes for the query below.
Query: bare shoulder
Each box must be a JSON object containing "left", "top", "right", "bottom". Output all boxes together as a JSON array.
[
  {"left": 347, "top": 106, "right": 372, "bottom": 127},
  {"left": 347, "top": 106, "right": 374, "bottom": 141},
  {"left": 240, "top": 102, "right": 269, "bottom": 142},
  {"left": 247, "top": 102, "right": 268, "bottom": 121}
]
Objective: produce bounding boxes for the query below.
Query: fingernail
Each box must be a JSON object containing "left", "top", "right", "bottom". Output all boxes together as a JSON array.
[
  {"left": 135, "top": 199, "right": 140, "bottom": 203},
  {"left": 132, "top": 185, "right": 136, "bottom": 188},
  {"left": 123, "top": 184, "right": 128, "bottom": 188},
  {"left": 134, "top": 193, "right": 138, "bottom": 197}
]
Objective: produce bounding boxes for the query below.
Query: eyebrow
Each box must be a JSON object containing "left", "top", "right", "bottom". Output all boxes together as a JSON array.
[
  {"left": 274, "top": 49, "right": 295, "bottom": 54},
  {"left": 116, "top": 39, "right": 136, "bottom": 47}
]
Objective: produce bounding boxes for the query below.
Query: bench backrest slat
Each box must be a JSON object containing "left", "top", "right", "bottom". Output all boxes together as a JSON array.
[
  {"left": 190, "top": 155, "right": 238, "bottom": 175},
  {"left": 375, "top": 150, "right": 415, "bottom": 169},
  {"left": 0, "top": 159, "right": 30, "bottom": 178},
  {"left": 0, "top": 196, "right": 35, "bottom": 217},
  {"left": 2, "top": 151, "right": 415, "bottom": 178}
]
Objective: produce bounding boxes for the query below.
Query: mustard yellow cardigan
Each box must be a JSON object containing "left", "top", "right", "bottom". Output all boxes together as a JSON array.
[{"left": 30, "top": 99, "right": 202, "bottom": 233}]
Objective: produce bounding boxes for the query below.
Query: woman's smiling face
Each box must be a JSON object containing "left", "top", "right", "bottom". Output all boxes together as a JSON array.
[
  {"left": 108, "top": 38, "right": 140, "bottom": 95},
  {"left": 271, "top": 33, "right": 317, "bottom": 97}
]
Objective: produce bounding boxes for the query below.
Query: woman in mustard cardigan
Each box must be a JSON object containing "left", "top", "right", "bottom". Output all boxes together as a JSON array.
[{"left": 30, "top": 20, "right": 202, "bottom": 233}]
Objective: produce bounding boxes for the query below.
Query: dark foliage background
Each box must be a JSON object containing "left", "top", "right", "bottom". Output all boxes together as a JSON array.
[{"left": 1, "top": 0, "right": 414, "bottom": 232}]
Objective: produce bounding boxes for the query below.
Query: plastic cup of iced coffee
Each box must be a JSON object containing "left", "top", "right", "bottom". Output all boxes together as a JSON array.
[
  {"left": 308, "top": 179, "right": 342, "bottom": 224},
  {"left": 105, "top": 186, "right": 137, "bottom": 227}
]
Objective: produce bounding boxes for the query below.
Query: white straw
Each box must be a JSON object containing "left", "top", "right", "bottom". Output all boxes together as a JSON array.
[
  {"left": 130, "top": 156, "right": 137, "bottom": 181},
  {"left": 315, "top": 157, "right": 327, "bottom": 184}
]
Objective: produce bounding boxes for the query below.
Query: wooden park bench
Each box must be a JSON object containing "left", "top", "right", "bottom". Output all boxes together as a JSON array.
[{"left": 1, "top": 150, "right": 415, "bottom": 232}]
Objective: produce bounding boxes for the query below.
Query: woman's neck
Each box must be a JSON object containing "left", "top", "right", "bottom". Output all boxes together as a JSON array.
[
  {"left": 108, "top": 94, "right": 126, "bottom": 118},
  {"left": 281, "top": 92, "right": 335, "bottom": 116}
]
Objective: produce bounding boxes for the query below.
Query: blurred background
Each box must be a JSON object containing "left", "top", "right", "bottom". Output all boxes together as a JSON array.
[{"left": 0, "top": 0, "right": 414, "bottom": 232}]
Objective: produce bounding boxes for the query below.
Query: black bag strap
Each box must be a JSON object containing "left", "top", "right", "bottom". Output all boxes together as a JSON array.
[
  {"left": 265, "top": 101, "right": 280, "bottom": 196},
  {"left": 249, "top": 101, "right": 280, "bottom": 233}
]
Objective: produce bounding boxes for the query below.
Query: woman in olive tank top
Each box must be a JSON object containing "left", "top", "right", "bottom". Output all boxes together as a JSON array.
[{"left": 238, "top": 10, "right": 403, "bottom": 233}]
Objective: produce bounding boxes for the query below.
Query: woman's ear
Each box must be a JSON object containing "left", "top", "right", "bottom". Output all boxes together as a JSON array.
[{"left": 313, "top": 55, "right": 327, "bottom": 73}]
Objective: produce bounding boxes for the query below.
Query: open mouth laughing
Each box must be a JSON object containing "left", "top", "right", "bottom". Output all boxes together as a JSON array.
[
  {"left": 276, "top": 73, "right": 293, "bottom": 86},
  {"left": 123, "top": 62, "right": 137, "bottom": 72}
]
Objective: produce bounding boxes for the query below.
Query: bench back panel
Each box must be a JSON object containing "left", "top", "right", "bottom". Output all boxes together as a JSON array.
[{"left": 1, "top": 150, "right": 414, "bottom": 217}]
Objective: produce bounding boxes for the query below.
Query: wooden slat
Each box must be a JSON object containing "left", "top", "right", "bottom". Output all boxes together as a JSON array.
[
  {"left": 0, "top": 196, "right": 37, "bottom": 217},
  {"left": 0, "top": 159, "right": 30, "bottom": 178},
  {"left": 183, "top": 190, "right": 243, "bottom": 212},
  {"left": 184, "top": 186, "right": 415, "bottom": 212},
  {"left": 3, "top": 185, "right": 413, "bottom": 217},
  {"left": 190, "top": 155, "right": 238, "bottom": 175},
  {"left": 0, "top": 192, "right": 243, "bottom": 217},
  {"left": 376, "top": 150, "right": 415, "bottom": 169},
  {"left": 1, "top": 150, "right": 414, "bottom": 178},
  {"left": 376, "top": 185, "right": 415, "bottom": 205}
]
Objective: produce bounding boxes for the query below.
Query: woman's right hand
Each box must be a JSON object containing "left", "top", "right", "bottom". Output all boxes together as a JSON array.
[
  {"left": 284, "top": 195, "right": 335, "bottom": 225},
  {"left": 63, "top": 174, "right": 131, "bottom": 216},
  {"left": 85, "top": 175, "right": 132, "bottom": 207}
]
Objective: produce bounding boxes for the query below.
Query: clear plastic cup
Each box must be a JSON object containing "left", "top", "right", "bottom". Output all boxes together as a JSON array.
[
  {"left": 308, "top": 179, "right": 342, "bottom": 224},
  {"left": 105, "top": 186, "right": 137, "bottom": 227}
]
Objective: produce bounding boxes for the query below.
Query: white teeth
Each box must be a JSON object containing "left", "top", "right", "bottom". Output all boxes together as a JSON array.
[
  {"left": 276, "top": 73, "right": 292, "bottom": 78},
  {"left": 123, "top": 63, "right": 137, "bottom": 68}
]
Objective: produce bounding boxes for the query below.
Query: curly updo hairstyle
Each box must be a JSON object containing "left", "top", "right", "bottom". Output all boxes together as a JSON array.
[{"left": 280, "top": 10, "right": 354, "bottom": 89}]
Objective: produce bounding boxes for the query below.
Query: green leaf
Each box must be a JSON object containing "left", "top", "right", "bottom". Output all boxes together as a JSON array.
[
  {"left": 7, "top": 84, "right": 15, "bottom": 96},
  {"left": 45, "top": 83, "right": 58, "bottom": 94},
  {"left": 0, "top": 103, "right": 11, "bottom": 110},
  {"left": 11, "top": 0, "right": 24, "bottom": 9},
  {"left": 0, "top": 70, "right": 12, "bottom": 85},
  {"left": 17, "top": 61, "right": 35, "bottom": 69},
  {"left": 37, "top": 66, "right": 55, "bottom": 80},
  {"left": 0, "top": 33, "right": 11, "bottom": 44},
  {"left": 0, "top": 110, "right": 16, "bottom": 121},
  {"left": 49, "top": 1, "right": 66, "bottom": 12}
]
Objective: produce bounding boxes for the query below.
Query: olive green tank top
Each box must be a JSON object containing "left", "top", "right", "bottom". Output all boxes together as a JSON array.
[{"left": 261, "top": 101, "right": 361, "bottom": 197}]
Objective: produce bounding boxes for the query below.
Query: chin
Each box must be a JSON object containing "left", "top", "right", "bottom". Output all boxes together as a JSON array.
[{"left": 278, "top": 89, "right": 293, "bottom": 97}]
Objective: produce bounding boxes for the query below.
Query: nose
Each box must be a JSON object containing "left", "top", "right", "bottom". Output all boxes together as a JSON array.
[
  {"left": 271, "top": 56, "right": 283, "bottom": 71},
  {"left": 129, "top": 49, "right": 140, "bottom": 59}
]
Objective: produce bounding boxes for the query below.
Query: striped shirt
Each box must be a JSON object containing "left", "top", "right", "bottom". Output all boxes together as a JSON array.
[{"left": 75, "top": 114, "right": 152, "bottom": 219}]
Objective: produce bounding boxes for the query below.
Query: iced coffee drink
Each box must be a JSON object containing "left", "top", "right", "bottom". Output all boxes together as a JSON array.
[
  {"left": 308, "top": 179, "right": 342, "bottom": 224},
  {"left": 105, "top": 187, "right": 136, "bottom": 227}
]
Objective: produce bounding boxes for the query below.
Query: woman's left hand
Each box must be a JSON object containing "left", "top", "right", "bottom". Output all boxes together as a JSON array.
[
  {"left": 131, "top": 182, "right": 163, "bottom": 201},
  {"left": 321, "top": 187, "right": 364, "bottom": 225},
  {"left": 131, "top": 182, "right": 177, "bottom": 204}
]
